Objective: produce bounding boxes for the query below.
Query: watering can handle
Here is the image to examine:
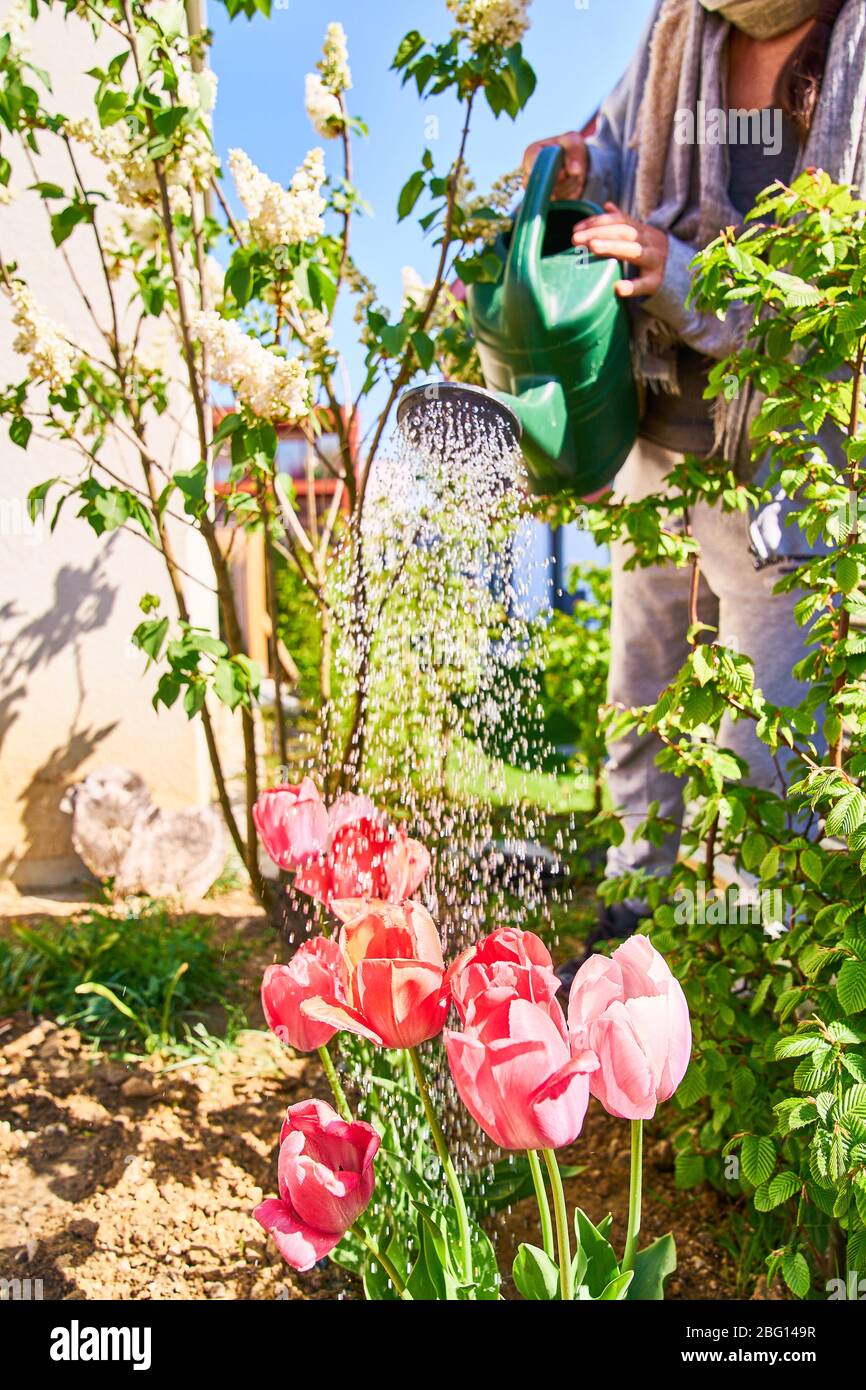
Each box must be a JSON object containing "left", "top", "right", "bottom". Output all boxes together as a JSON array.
[{"left": 505, "top": 143, "right": 601, "bottom": 292}]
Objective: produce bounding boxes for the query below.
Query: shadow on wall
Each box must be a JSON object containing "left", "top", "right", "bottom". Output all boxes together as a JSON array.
[{"left": 0, "top": 549, "right": 119, "bottom": 884}]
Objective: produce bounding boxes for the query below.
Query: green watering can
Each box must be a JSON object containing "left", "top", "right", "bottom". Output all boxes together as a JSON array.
[{"left": 465, "top": 143, "right": 638, "bottom": 496}]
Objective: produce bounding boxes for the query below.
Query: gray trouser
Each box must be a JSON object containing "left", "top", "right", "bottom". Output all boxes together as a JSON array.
[{"left": 606, "top": 439, "right": 815, "bottom": 893}]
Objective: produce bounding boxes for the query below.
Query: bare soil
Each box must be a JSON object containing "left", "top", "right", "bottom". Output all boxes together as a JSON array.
[{"left": 0, "top": 896, "right": 746, "bottom": 1302}]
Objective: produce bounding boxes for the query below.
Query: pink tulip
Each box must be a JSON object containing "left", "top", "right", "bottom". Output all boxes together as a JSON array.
[
  {"left": 261, "top": 938, "right": 348, "bottom": 1053},
  {"left": 380, "top": 828, "right": 432, "bottom": 903},
  {"left": 445, "top": 941, "right": 598, "bottom": 1150},
  {"left": 294, "top": 795, "right": 430, "bottom": 909},
  {"left": 567, "top": 934, "right": 691, "bottom": 1121},
  {"left": 302, "top": 899, "right": 449, "bottom": 1049},
  {"left": 253, "top": 778, "right": 328, "bottom": 871},
  {"left": 254, "top": 1099, "right": 379, "bottom": 1271},
  {"left": 447, "top": 927, "right": 561, "bottom": 1026}
]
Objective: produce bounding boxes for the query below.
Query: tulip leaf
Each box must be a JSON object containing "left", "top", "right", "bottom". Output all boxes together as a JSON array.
[
  {"left": 513, "top": 1243, "right": 560, "bottom": 1301},
  {"left": 573, "top": 1207, "right": 619, "bottom": 1298},
  {"left": 595, "top": 1270, "right": 634, "bottom": 1300},
  {"left": 362, "top": 1225, "right": 411, "bottom": 1302},
  {"left": 626, "top": 1233, "right": 677, "bottom": 1301},
  {"left": 467, "top": 1219, "right": 501, "bottom": 1301},
  {"left": 406, "top": 1199, "right": 467, "bottom": 1301}
]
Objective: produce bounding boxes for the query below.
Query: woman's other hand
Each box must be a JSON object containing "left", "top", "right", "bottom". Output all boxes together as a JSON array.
[
  {"left": 572, "top": 202, "right": 669, "bottom": 297},
  {"left": 521, "top": 132, "right": 588, "bottom": 200}
]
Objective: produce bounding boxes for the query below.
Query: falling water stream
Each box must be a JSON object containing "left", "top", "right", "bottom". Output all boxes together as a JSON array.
[{"left": 285, "top": 386, "right": 581, "bottom": 1199}]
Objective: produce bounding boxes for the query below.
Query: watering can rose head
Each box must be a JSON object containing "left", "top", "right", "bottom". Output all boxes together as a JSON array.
[
  {"left": 254, "top": 1099, "right": 379, "bottom": 1272},
  {"left": 567, "top": 935, "right": 692, "bottom": 1121},
  {"left": 445, "top": 929, "right": 598, "bottom": 1151}
]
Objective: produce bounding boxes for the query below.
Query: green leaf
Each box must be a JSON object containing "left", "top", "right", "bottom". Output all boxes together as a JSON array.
[
  {"left": 741, "top": 1135, "right": 776, "bottom": 1187},
  {"left": 836, "top": 552, "right": 861, "bottom": 594},
  {"left": 573, "top": 1207, "right": 619, "bottom": 1297},
  {"left": 397, "top": 169, "right": 426, "bottom": 221},
  {"left": 411, "top": 330, "right": 435, "bottom": 372},
  {"left": 9, "top": 415, "right": 32, "bottom": 449},
  {"left": 741, "top": 832, "right": 768, "bottom": 871},
  {"left": 212, "top": 412, "right": 243, "bottom": 448},
  {"left": 593, "top": 1270, "right": 634, "bottom": 1300},
  {"left": 753, "top": 1170, "right": 800, "bottom": 1211},
  {"left": 134, "top": 616, "right": 169, "bottom": 662},
  {"left": 800, "top": 847, "right": 824, "bottom": 884},
  {"left": 675, "top": 1152, "right": 706, "bottom": 1188},
  {"left": 27, "top": 477, "right": 59, "bottom": 522},
  {"left": 512, "top": 1243, "right": 560, "bottom": 1301},
  {"left": 781, "top": 1250, "right": 811, "bottom": 1300},
  {"left": 626, "top": 1233, "right": 677, "bottom": 1301},
  {"left": 838, "top": 960, "right": 866, "bottom": 1015}
]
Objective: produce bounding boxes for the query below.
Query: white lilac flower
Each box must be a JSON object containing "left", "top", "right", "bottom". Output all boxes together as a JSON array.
[
  {"left": 447, "top": 0, "right": 531, "bottom": 51},
  {"left": 66, "top": 116, "right": 217, "bottom": 211},
  {"left": 1, "top": 0, "right": 32, "bottom": 58},
  {"left": 401, "top": 265, "right": 429, "bottom": 312},
  {"left": 305, "top": 74, "right": 343, "bottom": 139},
  {"left": 194, "top": 311, "right": 311, "bottom": 422},
  {"left": 228, "top": 147, "right": 325, "bottom": 248},
  {"left": 9, "top": 283, "right": 76, "bottom": 391},
  {"left": 319, "top": 22, "right": 351, "bottom": 93}
]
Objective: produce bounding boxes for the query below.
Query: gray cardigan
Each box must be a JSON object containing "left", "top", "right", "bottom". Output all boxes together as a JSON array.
[{"left": 581, "top": 0, "right": 866, "bottom": 539}]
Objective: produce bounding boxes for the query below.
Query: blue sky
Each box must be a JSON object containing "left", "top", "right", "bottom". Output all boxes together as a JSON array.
[
  {"left": 209, "top": 0, "right": 656, "bottom": 584},
  {"left": 210, "top": 0, "right": 655, "bottom": 392}
]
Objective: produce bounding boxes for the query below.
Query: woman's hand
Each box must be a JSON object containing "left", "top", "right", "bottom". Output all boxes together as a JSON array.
[
  {"left": 572, "top": 202, "right": 669, "bottom": 297},
  {"left": 521, "top": 132, "right": 588, "bottom": 200}
]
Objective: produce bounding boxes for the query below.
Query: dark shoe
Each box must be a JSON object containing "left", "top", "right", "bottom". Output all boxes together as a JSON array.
[{"left": 555, "top": 902, "right": 644, "bottom": 998}]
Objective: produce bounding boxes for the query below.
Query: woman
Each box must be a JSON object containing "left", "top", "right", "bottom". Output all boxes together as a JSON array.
[{"left": 522, "top": 0, "right": 866, "bottom": 963}]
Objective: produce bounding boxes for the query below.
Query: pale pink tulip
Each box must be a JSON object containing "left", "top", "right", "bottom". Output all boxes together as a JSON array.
[
  {"left": 448, "top": 927, "right": 561, "bottom": 1026},
  {"left": 254, "top": 1100, "right": 379, "bottom": 1271},
  {"left": 253, "top": 779, "right": 328, "bottom": 871},
  {"left": 302, "top": 899, "right": 449, "bottom": 1049},
  {"left": 568, "top": 934, "right": 691, "bottom": 1121},
  {"left": 261, "top": 939, "right": 348, "bottom": 1053},
  {"left": 445, "top": 935, "right": 598, "bottom": 1150},
  {"left": 380, "top": 828, "right": 432, "bottom": 903}
]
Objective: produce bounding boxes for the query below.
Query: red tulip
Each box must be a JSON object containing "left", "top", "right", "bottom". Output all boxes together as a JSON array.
[
  {"left": 254, "top": 1100, "right": 379, "bottom": 1271},
  {"left": 261, "top": 939, "right": 348, "bottom": 1053},
  {"left": 567, "top": 934, "right": 692, "bottom": 1121},
  {"left": 253, "top": 778, "right": 328, "bottom": 871},
  {"left": 445, "top": 935, "right": 598, "bottom": 1151},
  {"left": 295, "top": 795, "right": 431, "bottom": 909},
  {"left": 302, "top": 899, "right": 449, "bottom": 1049}
]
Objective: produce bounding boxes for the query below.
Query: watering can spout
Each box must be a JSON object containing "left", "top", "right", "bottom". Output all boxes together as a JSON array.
[{"left": 496, "top": 379, "right": 576, "bottom": 488}]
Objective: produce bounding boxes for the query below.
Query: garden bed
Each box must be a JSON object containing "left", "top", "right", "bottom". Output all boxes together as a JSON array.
[{"left": 1, "top": 899, "right": 746, "bottom": 1302}]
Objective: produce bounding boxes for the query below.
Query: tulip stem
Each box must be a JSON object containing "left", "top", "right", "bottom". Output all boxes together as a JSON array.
[
  {"left": 352, "top": 1224, "right": 412, "bottom": 1300},
  {"left": 542, "top": 1149, "right": 573, "bottom": 1301},
  {"left": 527, "top": 1150, "right": 555, "bottom": 1262},
  {"left": 317, "top": 1044, "right": 352, "bottom": 1123},
  {"left": 408, "top": 1046, "right": 473, "bottom": 1287},
  {"left": 621, "top": 1119, "right": 643, "bottom": 1274}
]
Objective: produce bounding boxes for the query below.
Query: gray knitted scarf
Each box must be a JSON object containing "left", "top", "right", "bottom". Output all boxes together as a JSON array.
[{"left": 627, "top": 0, "right": 866, "bottom": 468}]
